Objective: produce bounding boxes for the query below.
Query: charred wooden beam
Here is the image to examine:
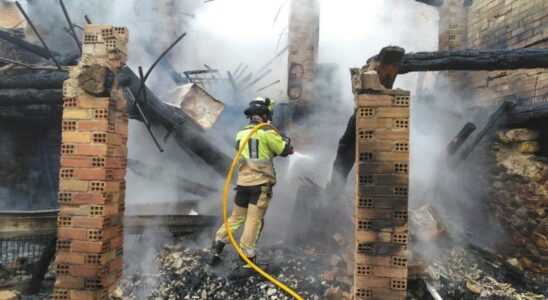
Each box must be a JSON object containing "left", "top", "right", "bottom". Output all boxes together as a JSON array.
[
  {"left": 415, "top": 0, "right": 444, "bottom": 6},
  {"left": 0, "top": 42, "right": 230, "bottom": 175},
  {"left": 327, "top": 101, "right": 548, "bottom": 195},
  {"left": 121, "top": 67, "right": 232, "bottom": 176},
  {"left": 27, "top": 237, "right": 56, "bottom": 294},
  {"left": 0, "top": 210, "right": 58, "bottom": 239},
  {"left": 445, "top": 122, "right": 476, "bottom": 156},
  {"left": 0, "top": 89, "right": 62, "bottom": 106},
  {"left": 173, "top": 127, "right": 232, "bottom": 177},
  {"left": 0, "top": 209, "right": 215, "bottom": 238},
  {"left": 376, "top": 46, "right": 405, "bottom": 89},
  {"left": 504, "top": 101, "right": 548, "bottom": 126},
  {"left": 0, "top": 29, "right": 57, "bottom": 59},
  {"left": 0, "top": 72, "right": 69, "bottom": 89},
  {"left": 400, "top": 48, "right": 548, "bottom": 73},
  {"left": 56, "top": 52, "right": 80, "bottom": 66},
  {"left": 326, "top": 112, "right": 356, "bottom": 196},
  {"left": 0, "top": 30, "right": 78, "bottom": 66},
  {"left": 121, "top": 67, "right": 185, "bottom": 127},
  {"left": 0, "top": 105, "right": 61, "bottom": 119},
  {"left": 450, "top": 100, "right": 512, "bottom": 167}
]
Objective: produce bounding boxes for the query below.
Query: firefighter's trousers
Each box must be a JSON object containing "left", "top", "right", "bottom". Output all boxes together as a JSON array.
[{"left": 215, "top": 184, "right": 272, "bottom": 258}]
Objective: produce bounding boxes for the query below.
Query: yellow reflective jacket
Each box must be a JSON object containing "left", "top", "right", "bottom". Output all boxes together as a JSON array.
[{"left": 235, "top": 123, "right": 290, "bottom": 186}]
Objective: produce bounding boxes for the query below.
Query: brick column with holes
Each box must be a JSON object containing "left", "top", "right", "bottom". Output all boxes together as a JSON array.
[
  {"left": 439, "top": 0, "right": 468, "bottom": 89},
  {"left": 53, "top": 25, "right": 128, "bottom": 300},
  {"left": 353, "top": 89, "right": 410, "bottom": 300}
]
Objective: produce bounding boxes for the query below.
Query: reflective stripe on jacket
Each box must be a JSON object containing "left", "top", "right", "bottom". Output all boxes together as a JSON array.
[{"left": 235, "top": 123, "right": 290, "bottom": 186}]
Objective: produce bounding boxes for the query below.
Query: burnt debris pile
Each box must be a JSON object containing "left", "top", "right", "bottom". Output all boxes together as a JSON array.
[
  {"left": 114, "top": 243, "right": 342, "bottom": 300},
  {"left": 489, "top": 128, "right": 548, "bottom": 274}
]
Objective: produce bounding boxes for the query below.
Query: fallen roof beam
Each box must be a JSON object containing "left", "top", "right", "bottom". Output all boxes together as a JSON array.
[
  {"left": 375, "top": 46, "right": 405, "bottom": 89},
  {"left": 399, "top": 48, "right": 548, "bottom": 73},
  {"left": 0, "top": 69, "right": 231, "bottom": 176},
  {"left": 0, "top": 33, "right": 231, "bottom": 175},
  {"left": 27, "top": 237, "right": 56, "bottom": 294},
  {"left": 504, "top": 101, "right": 548, "bottom": 126},
  {"left": 415, "top": 0, "right": 444, "bottom": 6},
  {"left": 122, "top": 67, "right": 232, "bottom": 176},
  {"left": 445, "top": 122, "right": 476, "bottom": 156},
  {"left": 0, "top": 29, "right": 58, "bottom": 59},
  {"left": 450, "top": 100, "right": 512, "bottom": 167},
  {"left": 122, "top": 67, "right": 186, "bottom": 127},
  {"left": 0, "top": 209, "right": 58, "bottom": 238},
  {"left": 0, "top": 209, "right": 215, "bottom": 238},
  {"left": 0, "top": 31, "right": 78, "bottom": 66},
  {"left": 326, "top": 112, "right": 356, "bottom": 198},
  {"left": 0, "top": 89, "right": 62, "bottom": 106},
  {"left": 0, "top": 72, "right": 69, "bottom": 89}
]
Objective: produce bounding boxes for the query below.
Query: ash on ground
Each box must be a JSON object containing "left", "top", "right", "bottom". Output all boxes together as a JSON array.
[
  {"left": 408, "top": 246, "right": 547, "bottom": 300},
  {"left": 115, "top": 243, "right": 346, "bottom": 300}
]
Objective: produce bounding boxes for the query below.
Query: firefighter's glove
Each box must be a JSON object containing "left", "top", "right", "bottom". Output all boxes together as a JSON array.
[{"left": 282, "top": 135, "right": 295, "bottom": 155}]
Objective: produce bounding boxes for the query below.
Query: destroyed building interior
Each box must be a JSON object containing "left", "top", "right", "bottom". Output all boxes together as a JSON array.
[{"left": 0, "top": 0, "right": 547, "bottom": 299}]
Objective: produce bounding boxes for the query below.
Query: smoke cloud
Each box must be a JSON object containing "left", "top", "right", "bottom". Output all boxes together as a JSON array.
[{"left": 2, "top": 0, "right": 507, "bottom": 287}]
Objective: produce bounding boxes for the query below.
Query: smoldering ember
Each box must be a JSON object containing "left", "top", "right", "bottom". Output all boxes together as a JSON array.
[{"left": 0, "top": 0, "right": 547, "bottom": 299}]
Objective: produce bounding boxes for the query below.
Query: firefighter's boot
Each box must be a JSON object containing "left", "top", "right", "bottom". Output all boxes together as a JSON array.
[
  {"left": 208, "top": 240, "right": 226, "bottom": 266},
  {"left": 229, "top": 256, "right": 257, "bottom": 279}
]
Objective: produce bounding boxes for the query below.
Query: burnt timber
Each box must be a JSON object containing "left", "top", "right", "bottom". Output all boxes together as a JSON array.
[
  {"left": 121, "top": 67, "right": 232, "bottom": 176},
  {"left": 0, "top": 209, "right": 215, "bottom": 238},
  {"left": 0, "top": 31, "right": 232, "bottom": 176},
  {"left": 0, "top": 72, "right": 68, "bottom": 89},
  {"left": 328, "top": 46, "right": 548, "bottom": 195},
  {"left": 0, "top": 29, "right": 57, "bottom": 59},
  {"left": 504, "top": 101, "right": 548, "bottom": 126},
  {"left": 399, "top": 48, "right": 548, "bottom": 74},
  {"left": 0, "top": 89, "right": 62, "bottom": 106},
  {"left": 415, "top": 0, "right": 444, "bottom": 6}
]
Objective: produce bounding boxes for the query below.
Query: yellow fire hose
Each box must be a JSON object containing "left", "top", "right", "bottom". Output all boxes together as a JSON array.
[{"left": 222, "top": 122, "right": 304, "bottom": 300}]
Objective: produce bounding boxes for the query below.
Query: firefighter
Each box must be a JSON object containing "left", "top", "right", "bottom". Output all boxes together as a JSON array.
[{"left": 209, "top": 97, "right": 294, "bottom": 268}]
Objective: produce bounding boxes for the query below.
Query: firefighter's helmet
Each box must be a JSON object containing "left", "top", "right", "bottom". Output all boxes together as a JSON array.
[{"left": 244, "top": 97, "right": 276, "bottom": 120}]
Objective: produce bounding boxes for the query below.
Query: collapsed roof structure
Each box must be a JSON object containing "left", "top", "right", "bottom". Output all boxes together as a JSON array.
[{"left": 0, "top": 0, "right": 547, "bottom": 299}]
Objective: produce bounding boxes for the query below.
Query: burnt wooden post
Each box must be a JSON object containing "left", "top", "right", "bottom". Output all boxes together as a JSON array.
[
  {"left": 53, "top": 25, "right": 129, "bottom": 300},
  {"left": 352, "top": 67, "right": 409, "bottom": 299}
]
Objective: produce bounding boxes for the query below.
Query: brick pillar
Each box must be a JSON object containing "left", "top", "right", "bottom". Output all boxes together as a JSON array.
[
  {"left": 287, "top": 0, "right": 319, "bottom": 109},
  {"left": 286, "top": 0, "right": 320, "bottom": 177},
  {"left": 438, "top": 0, "right": 468, "bottom": 89},
  {"left": 353, "top": 75, "right": 409, "bottom": 300},
  {"left": 53, "top": 25, "right": 128, "bottom": 300}
]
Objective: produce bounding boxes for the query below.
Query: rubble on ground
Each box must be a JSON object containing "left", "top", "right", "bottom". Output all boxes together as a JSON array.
[
  {"left": 115, "top": 243, "right": 347, "bottom": 300},
  {"left": 413, "top": 246, "right": 547, "bottom": 300},
  {"left": 490, "top": 128, "right": 548, "bottom": 274},
  {"left": 0, "top": 290, "right": 22, "bottom": 300}
]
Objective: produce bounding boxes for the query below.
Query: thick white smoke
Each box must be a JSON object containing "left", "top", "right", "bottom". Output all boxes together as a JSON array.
[
  {"left": 18, "top": 0, "right": 498, "bottom": 277},
  {"left": 0, "top": 1, "right": 514, "bottom": 298}
]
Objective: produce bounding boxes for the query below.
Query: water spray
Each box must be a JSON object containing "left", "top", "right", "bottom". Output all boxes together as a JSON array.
[{"left": 286, "top": 151, "right": 314, "bottom": 174}]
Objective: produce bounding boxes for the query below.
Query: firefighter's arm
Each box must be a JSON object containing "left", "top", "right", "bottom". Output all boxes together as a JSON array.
[{"left": 265, "top": 130, "right": 294, "bottom": 157}]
